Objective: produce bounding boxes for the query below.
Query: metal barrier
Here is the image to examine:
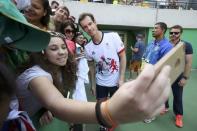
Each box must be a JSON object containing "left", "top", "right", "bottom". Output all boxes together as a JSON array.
[
  {"left": 59, "top": 0, "right": 197, "bottom": 10},
  {"left": 88, "top": 0, "right": 197, "bottom": 10},
  {"left": 125, "top": 0, "right": 197, "bottom": 10}
]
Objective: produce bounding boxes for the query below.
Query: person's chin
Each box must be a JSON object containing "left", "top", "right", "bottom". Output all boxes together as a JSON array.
[
  {"left": 57, "top": 62, "right": 67, "bottom": 66},
  {"left": 57, "top": 18, "right": 64, "bottom": 23}
]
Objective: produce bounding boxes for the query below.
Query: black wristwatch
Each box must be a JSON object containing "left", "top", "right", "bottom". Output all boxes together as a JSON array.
[{"left": 182, "top": 76, "right": 188, "bottom": 80}]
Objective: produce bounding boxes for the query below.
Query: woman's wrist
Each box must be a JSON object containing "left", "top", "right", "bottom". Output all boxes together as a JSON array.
[
  {"left": 102, "top": 100, "right": 118, "bottom": 128},
  {"left": 95, "top": 101, "right": 112, "bottom": 128}
]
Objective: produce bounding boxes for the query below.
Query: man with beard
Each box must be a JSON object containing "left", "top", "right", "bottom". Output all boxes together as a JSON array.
[{"left": 164, "top": 25, "right": 193, "bottom": 128}]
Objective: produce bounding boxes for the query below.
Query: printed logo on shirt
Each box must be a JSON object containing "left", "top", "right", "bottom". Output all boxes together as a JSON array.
[{"left": 96, "top": 55, "right": 118, "bottom": 74}]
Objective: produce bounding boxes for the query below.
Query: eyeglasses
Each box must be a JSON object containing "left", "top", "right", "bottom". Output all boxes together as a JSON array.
[
  {"left": 169, "top": 32, "right": 180, "bottom": 35},
  {"left": 65, "top": 29, "right": 74, "bottom": 34}
]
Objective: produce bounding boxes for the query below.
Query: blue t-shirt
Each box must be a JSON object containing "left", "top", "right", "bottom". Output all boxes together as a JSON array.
[
  {"left": 132, "top": 41, "right": 145, "bottom": 61},
  {"left": 142, "top": 38, "right": 173, "bottom": 64}
]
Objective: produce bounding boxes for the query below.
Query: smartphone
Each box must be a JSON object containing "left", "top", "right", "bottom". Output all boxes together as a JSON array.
[{"left": 154, "top": 42, "right": 185, "bottom": 84}]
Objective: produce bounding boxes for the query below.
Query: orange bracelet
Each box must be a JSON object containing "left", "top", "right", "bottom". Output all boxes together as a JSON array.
[
  {"left": 103, "top": 100, "right": 118, "bottom": 128},
  {"left": 95, "top": 101, "right": 111, "bottom": 128}
]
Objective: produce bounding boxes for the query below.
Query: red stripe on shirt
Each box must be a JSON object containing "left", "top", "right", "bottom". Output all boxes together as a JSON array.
[{"left": 118, "top": 48, "right": 125, "bottom": 55}]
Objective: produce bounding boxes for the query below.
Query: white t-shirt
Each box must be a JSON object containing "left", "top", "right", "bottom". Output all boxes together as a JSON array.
[
  {"left": 16, "top": 65, "right": 53, "bottom": 117},
  {"left": 85, "top": 32, "right": 125, "bottom": 87}
]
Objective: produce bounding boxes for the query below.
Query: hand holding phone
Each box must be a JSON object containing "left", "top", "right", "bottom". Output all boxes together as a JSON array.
[{"left": 154, "top": 43, "right": 185, "bottom": 84}]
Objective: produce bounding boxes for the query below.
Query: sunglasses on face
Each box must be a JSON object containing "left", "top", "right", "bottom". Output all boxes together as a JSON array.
[
  {"left": 170, "top": 32, "right": 180, "bottom": 35},
  {"left": 65, "top": 29, "right": 74, "bottom": 34}
]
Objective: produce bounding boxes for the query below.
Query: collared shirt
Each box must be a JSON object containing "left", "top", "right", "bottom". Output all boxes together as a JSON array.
[
  {"left": 142, "top": 37, "right": 173, "bottom": 64},
  {"left": 85, "top": 32, "right": 125, "bottom": 87}
]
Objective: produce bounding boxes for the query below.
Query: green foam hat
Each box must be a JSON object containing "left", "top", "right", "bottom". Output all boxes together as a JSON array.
[{"left": 0, "top": 0, "right": 50, "bottom": 52}]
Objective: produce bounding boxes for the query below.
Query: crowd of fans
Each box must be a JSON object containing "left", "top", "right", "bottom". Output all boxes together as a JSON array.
[{"left": 0, "top": 0, "right": 193, "bottom": 131}]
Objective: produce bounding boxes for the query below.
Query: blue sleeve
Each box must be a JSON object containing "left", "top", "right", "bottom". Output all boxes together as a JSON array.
[{"left": 159, "top": 43, "right": 173, "bottom": 59}]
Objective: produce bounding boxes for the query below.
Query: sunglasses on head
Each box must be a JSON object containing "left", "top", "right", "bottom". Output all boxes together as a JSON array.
[
  {"left": 170, "top": 32, "right": 180, "bottom": 35},
  {"left": 65, "top": 29, "right": 74, "bottom": 34},
  {"left": 48, "top": 31, "right": 66, "bottom": 39},
  {"left": 76, "top": 32, "right": 83, "bottom": 35}
]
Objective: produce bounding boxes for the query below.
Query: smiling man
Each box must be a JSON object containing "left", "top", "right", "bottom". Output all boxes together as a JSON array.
[
  {"left": 49, "top": 6, "right": 70, "bottom": 31},
  {"left": 78, "top": 12, "right": 126, "bottom": 131}
]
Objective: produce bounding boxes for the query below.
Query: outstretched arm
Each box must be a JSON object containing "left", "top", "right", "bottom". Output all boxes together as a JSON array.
[
  {"left": 29, "top": 64, "right": 171, "bottom": 125},
  {"left": 29, "top": 77, "right": 97, "bottom": 123},
  {"left": 107, "top": 64, "right": 171, "bottom": 123}
]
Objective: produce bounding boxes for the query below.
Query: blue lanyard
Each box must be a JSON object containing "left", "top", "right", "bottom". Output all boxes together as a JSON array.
[{"left": 143, "top": 41, "right": 160, "bottom": 63}]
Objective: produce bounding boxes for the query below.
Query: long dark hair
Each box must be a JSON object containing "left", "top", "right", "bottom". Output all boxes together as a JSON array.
[
  {"left": 17, "top": 32, "right": 77, "bottom": 96},
  {"left": 40, "top": 0, "right": 52, "bottom": 27},
  {"left": 60, "top": 20, "right": 78, "bottom": 41},
  {"left": 0, "top": 62, "right": 15, "bottom": 101}
]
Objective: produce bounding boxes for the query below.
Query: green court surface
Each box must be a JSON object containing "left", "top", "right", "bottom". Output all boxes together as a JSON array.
[{"left": 86, "top": 69, "right": 197, "bottom": 131}]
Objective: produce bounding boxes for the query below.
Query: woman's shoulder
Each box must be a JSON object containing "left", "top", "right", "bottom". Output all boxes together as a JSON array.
[
  {"left": 17, "top": 65, "right": 53, "bottom": 83},
  {"left": 23, "top": 65, "right": 49, "bottom": 75}
]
